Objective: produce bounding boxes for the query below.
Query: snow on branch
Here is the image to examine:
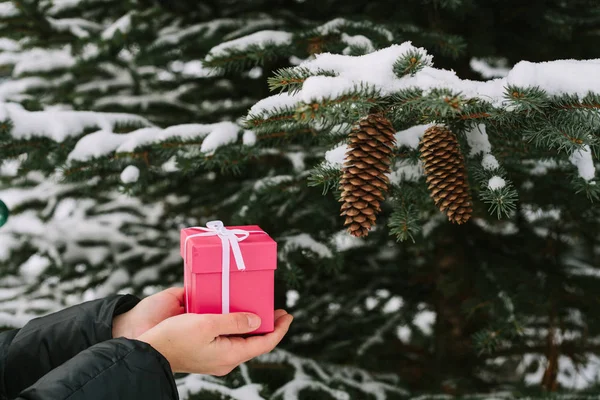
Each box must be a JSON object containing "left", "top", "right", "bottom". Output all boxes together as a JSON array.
[
  {"left": 0, "top": 102, "right": 151, "bottom": 141},
  {"left": 176, "top": 349, "right": 408, "bottom": 400},
  {"left": 205, "top": 30, "right": 293, "bottom": 62},
  {"left": 251, "top": 42, "right": 600, "bottom": 112},
  {"left": 67, "top": 121, "right": 240, "bottom": 161}
]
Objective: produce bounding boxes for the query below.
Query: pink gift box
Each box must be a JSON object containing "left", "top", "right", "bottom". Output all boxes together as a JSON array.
[{"left": 180, "top": 223, "right": 277, "bottom": 334}]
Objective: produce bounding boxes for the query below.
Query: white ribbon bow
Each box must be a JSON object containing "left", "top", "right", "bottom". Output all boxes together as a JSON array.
[{"left": 184, "top": 220, "right": 256, "bottom": 314}]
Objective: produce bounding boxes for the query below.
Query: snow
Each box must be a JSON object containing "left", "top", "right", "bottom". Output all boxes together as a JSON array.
[
  {"left": 255, "top": 43, "right": 600, "bottom": 116},
  {"left": 482, "top": 154, "right": 500, "bottom": 170},
  {"left": 248, "top": 91, "right": 302, "bottom": 117},
  {"left": 465, "top": 124, "right": 492, "bottom": 155},
  {"left": 154, "top": 19, "right": 240, "bottom": 47},
  {"left": 0, "top": 47, "right": 75, "bottom": 76},
  {"left": 396, "top": 326, "right": 411, "bottom": 342},
  {"left": 470, "top": 58, "right": 510, "bottom": 78},
  {"left": 287, "top": 290, "right": 300, "bottom": 308},
  {"left": 243, "top": 130, "right": 257, "bottom": 146},
  {"left": 0, "top": 77, "right": 55, "bottom": 100},
  {"left": 206, "top": 30, "right": 293, "bottom": 60},
  {"left": 248, "top": 66, "right": 263, "bottom": 79},
  {"left": 0, "top": 38, "right": 19, "bottom": 51},
  {"left": 316, "top": 18, "right": 394, "bottom": 42},
  {"left": 487, "top": 176, "right": 506, "bottom": 190},
  {"left": 20, "top": 254, "right": 51, "bottom": 281},
  {"left": 285, "top": 152, "right": 306, "bottom": 171},
  {"left": 569, "top": 145, "right": 595, "bottom": 181},
  {"left": 200, "top": 123, "right": 240, "bottom": 154},
  {"left": 522, "top": 204, "right": 561, "bottom": 222},
  {"left": 101, "top": 13, "right": 132, "bottom": 39},
  {"left": 120, "top": 165, "right": 140, "bottom": 183},
  {"left": 331, "top": 229, "right": 364, "bottom": 251},
  {"left": 253, "top": 175, "right": 293, "bottom": 191},
  {"left": 413, "top": 308, "right": 435, "bottom": 335},
  {"left": 67, "top": 122, "right": 240, "bottom": 161},
  {"left": 382, "top": 296, "right": 404, "bottom": 313},
  {"left": 0, "top": 2, "right": 18, "bottom": 17},
  {"left": 47, "top": 17, "right": 101, "bottom": 38},
  {"left": 387, "top": 160, "right": 423, "bottom": 184},
  {"left": 68, "top": 130, "right": 128, "bottom": 161},
  {"left": 394, "top": 124, "right": 431, "bottom": 149},
  {"left": 324, "top": 143, "right": 348, "bottom": 167},
  {"left": 0, "top": 103, "right": 150, "bottom": 142},
  {"left": 170, "top": 60, "right": 219, "bottom": 78},
  {"left": 282, "top": 234, "right": 333, "bottom": 259},
  {"left": 341, "top": 33, "right": 374, "bottom": 55}
]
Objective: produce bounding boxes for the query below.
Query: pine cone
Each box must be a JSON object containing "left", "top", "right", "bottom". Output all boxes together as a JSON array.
[
  {"left": 419, "top": 125, "right": 473, "bottom": 224},
  {"left": 340, "top": 113, "right": 396, "bottom": 237}
]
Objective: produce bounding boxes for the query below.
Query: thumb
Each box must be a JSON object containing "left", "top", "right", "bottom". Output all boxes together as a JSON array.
[{"left": 207, "top": 312, "right": 262, "bottom": 336}]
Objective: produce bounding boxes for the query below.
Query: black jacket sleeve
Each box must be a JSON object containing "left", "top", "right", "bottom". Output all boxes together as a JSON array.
[
  {"left": 0, "top": 294, "right": 141, "bottom": 399},
  {"left": 14, "top": 338, "right": 178, "bottom": 400}
]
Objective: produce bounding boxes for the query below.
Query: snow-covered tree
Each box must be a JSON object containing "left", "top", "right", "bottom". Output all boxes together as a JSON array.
[{"left": 1, "top": 0, "right": 600, "bottom": 398}]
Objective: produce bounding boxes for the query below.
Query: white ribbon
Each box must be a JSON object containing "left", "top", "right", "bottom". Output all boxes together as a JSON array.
[{"left": 184, "top": 220, "right": 259, "bottom": 314}]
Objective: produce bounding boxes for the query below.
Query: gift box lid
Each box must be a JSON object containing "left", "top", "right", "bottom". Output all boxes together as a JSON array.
[{"left": 181, "top": 224, "right": 277, "bottom": 273}]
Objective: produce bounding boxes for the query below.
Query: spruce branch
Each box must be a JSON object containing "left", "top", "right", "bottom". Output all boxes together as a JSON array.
[
  {"left": 307, "top": 163, "right": 342, "bottom": 196},
  {"left": 268, "top": 68, "right": 337, "bottom": 94},
  {"left": 392, "top": 49, "right": 432, "bottom": 78},
  {"left": 388, "top": 203, "right": 420, "bottom": 242}
]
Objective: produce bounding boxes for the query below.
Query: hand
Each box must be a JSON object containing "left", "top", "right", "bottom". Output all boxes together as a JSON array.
[
  {"left": 137, "top": 310, "right": 293, "bottom": 375},
  {"left": 112, "top": 287, "right": 185, "bottom": 339}
]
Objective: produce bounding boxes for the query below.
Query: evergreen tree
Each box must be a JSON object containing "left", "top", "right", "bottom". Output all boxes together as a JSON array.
[{"left": 1, "top": 0, "right": 600, "bottom": 398}]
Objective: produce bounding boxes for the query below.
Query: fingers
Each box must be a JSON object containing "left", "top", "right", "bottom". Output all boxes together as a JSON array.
[
  {"left": 225, "top": 312, "right": 293, "bottom": 362},
  {"left": 163, "top": 287, "right": 185, "bottom": 305},
  {"left": 207, "top": 312, "right": 262, "bottom": 336},
  {"left": 274, "top": 309, "right": 287, "bottom": 319}
]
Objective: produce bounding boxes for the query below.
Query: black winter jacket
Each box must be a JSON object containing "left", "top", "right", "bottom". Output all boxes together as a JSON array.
[{"left": 0, "top": 295, "right": 178, "bottom": 399}]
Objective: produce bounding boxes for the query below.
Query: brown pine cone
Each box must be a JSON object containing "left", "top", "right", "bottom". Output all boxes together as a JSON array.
[
  {"left": 419, "top": 125, "right": 473, "bottom": 224},
  {"left": 340, "top": 113, "right": 396, "bottom": 237}
]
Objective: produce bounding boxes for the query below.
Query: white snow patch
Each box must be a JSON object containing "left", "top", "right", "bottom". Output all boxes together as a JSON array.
[
  {"left": 413, "top": 309, "right": 435, "bottom": 335},
  {"left": 396, "top": 325, "right": 412, "bottom": 342},
  {"left": 0, "top": 103, "right": 150, "bottom": 142},
  {"left": 253, "top": 175, "right": 293, "bottom": 191},
  {"left": 68, "top": 123, "right": 239, "bottom": 161},
  {"left": 199, "top": 123, "right": 240, "bottom": 154},
  {"left": 341, "top": 33, "right": 374, "bottom": 54},
  {"left": 20, "top": 254, "right": 51, "bottom": 281},
  {"left": 488, "top": 176, "right": 506, "bottom": 190},
  {"left": 120, "top": 165, "right": 140, "bottom": 183},
  {"left": 324, "top": 143, "right": 348, "bottom": 167},
  {"left": 248, "top": 66, "right": 263, "bottom": 79},
  {"left": 470, "top": 58, "right": 510, "bottom": 78},
  {"left": 569, "top": 145, "right": 595, "bottom": 181},
  {"left": 47, "top": 17, "right": 100, "bottom": 38},
  {"left": 394, "top": 124, "right": 431, "bottom": 149},
  {"left": 285, "top": 152, "right": 305, "bottom": 171},
  {"left": 482, "top": 154, "right": 500, "bottom": 170},
  {"left": 242, "top": 130, "right": 256, "bottom": 146},
  {"left": 0, "top": 2, "right": 18, "bottom": 17},
  {"left": 0, "top": 47, "right": 75, "bottom": 76},
  {"left": 465, "top": 124, "right": 492, "bottom": 156},
  {"left": 282, "top": 233, "right": 333, "bottom": 258},
  {"left": 382, "top": 296, "right": 404, "bottom": 314},
  {"left": 388, "top": 160, "right": 423, "bottom": 184},
  {"left": 206, "top": 30, "right": 293, "bottom": 60},
  {"left": 171, "top": 60, "right": 219, "bottom": 78},
  {"left": 249, "top": 91, "right": 302, "bottom": 117},
  {"left": 257, "top": 43, "right": 600, "bottom": 118},
  {"left": 101, "top": 13, "right": 132, "bottom": 39},
  {"left": 0, "top": 38, "right": 19, "bottom": 51},
  {"left": 286, "top": 290, "right": 300, "bottom": 308},
  {"left": 331, "top": 229, "right": 364, "bottom": 251}
]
